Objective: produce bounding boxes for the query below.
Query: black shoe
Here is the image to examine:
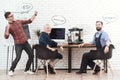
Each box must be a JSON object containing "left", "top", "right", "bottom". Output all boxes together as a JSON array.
[
  {"left": 76, "top": 70, "right": 87, "bottom": 74},
  {"left": 49, "top": 71, "right": 56, "bottom": 74},
  {"left": 44, "top": 65, "right": 55, "bottom": 74},
  {"left": 93, "top": 69, "right": 100, "bottom": 75},
  {"left": 48, "top": 64, "right": 56, "bottom": 74}
]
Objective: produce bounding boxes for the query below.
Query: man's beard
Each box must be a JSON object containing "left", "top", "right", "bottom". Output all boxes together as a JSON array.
[{"left": 96, "top": 27, "right": 101, "bottom": 31}]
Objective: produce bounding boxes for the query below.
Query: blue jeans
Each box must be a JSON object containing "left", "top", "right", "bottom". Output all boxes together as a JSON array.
[{"left": 10, "top": 41, "right": 33, "bottom": 72}]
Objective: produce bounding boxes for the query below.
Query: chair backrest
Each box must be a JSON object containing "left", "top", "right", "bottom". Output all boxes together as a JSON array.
[
  {"left": 104, "top": 44, "right": 115, "bottom": 59},
  {"left": 34, "top": 44, "right": 58, "bottom": 60}
]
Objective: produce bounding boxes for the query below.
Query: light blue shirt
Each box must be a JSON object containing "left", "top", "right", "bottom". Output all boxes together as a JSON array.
[{"left": 90, "top": 30, "right": 111, "bottom": 48}]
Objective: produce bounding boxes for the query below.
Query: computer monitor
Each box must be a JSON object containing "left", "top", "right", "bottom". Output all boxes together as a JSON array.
[{"left": 50, "top": 28, "right": 65, "bottom": 42}]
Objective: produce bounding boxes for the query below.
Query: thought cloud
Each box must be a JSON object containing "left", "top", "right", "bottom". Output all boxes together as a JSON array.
[
  {"left": 51, "top": 15, "right": 66, "bottom": 26},
  {"left": 102, "top": 13, "right": 118, "bottom": 24},
  {"left": 21, "top": 3, "right": 33, "bottom": 12}
]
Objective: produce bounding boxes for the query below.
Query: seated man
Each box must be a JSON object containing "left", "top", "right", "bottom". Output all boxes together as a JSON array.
[
  {"left": 39, "top": 24, "right": 64, "bottom": 74},
  {"left": 76, "top": 21, "right": 111, "bottom": 74}
]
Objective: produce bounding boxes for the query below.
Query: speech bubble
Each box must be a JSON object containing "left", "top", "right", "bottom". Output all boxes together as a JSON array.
[
  {"left": 102, "top": 13, "right": 118, "bottom": 24},
  {"left": 51, "top": 15, "right": 66, "bottom": 25},
  {"left": 21, "top": 3, "right": 33, "bottom": 12}
]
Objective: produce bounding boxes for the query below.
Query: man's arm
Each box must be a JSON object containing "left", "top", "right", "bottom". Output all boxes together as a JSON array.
[
  {"left": 4, "top": 25, "right": 10, "bottom": 39},
  {"left": 103, "top": 32, "right": 111, "bottom": 54},
  {"left": 46, "top": 45, "right": 56, "bottom": 51},
  {"left": 30, "top": 10, "right": 38, "bottom": 22},
  {"left": 106, "top": 40, "right": 111, "bottom": 47},
  {"left": 21, "top": 11, "right": 38, "bottom": 25},
  {"left": 78, "top": 42, "right": 92, "bottom": 47},
  {"left": 104, "top": 40, "right": 111, "bottom": 54}
]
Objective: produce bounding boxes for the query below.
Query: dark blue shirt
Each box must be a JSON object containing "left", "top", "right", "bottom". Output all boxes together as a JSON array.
[{"left": 39, "top": 32, "right": 58, "bottom": 47}]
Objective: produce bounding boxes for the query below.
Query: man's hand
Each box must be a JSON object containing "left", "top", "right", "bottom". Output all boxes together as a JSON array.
[
  {"left": 60, "top": 46, "right": 64, "bottom": 52},
  {"left": 104, "top": 46, "right": 109, "bottom": 54},
  {"left": 51, "top": 48, "right": 56, "bottom": 51},
  {"left": 34, "top": 10, "right": 38, "bottom": 16},
  {"left": 57, "top": 43, "right": 64, "bottom": 52},
  {"left": 78, "top": 43, "right": 84, "bottom": 47},
  {"left": 104, "top": 41, "right": 111, "bottom": 54},
  {"left": 30, "top": 10, "right": 38, "bottom": 21}
]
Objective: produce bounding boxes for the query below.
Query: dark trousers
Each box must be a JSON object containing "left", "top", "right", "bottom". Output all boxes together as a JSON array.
[
  {"left": 56, "top": 53, "right": 63, "bottom": 59},
  {"left": 54, "top": 50, "right": 63, "bottom": 59},
  {"left": 10, "top": 41, "right": 33, "bottom": 72},
  {"left": 80, "top": 50, "right": 103, "bottom": 72}
]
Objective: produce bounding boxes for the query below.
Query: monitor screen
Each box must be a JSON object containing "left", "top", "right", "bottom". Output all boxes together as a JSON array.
[{"left": 50, "top": 28, "right": 65, "bottom": 40}]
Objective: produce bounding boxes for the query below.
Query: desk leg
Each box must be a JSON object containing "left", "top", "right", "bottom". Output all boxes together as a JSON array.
[{"left": 68, "top": 47, "right": 72, "bottom": 73}]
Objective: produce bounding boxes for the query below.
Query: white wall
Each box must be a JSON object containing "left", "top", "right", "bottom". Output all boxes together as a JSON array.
[{"left": 0, "top": 0, "right": 120, "bottom": 70}]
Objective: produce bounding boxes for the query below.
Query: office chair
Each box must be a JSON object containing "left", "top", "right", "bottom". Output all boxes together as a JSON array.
[
  {"left": 33, "top": 44, "right": 57, "bottom": 77},
  {"left": 92, "top": 44, "right": 115, "bottom": 74}
]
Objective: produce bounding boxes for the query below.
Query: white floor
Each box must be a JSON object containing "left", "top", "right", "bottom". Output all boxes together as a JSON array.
[{"left": 0, "top": 68, "right": 119, "bottom": 80}]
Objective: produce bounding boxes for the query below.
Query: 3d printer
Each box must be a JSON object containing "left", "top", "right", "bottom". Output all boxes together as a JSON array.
[{"left": 67, "top": 28, "right": 83, "bottom": 44}]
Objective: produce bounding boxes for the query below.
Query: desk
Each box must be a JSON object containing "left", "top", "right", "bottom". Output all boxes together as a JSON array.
[
  {"left": 32, "top": 44, "right": 96, "bottom": 73},
  {"left": 62, "top": 44, "right": 96, "bottom": 73}
]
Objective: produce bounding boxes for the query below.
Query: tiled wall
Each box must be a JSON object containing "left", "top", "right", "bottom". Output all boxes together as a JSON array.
[{"left": 0, "top": 0, "right": 120, "bottom": 70}]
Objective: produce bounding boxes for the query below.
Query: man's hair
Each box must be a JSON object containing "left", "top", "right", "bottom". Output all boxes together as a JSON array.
[
  {"left": 44, "top": 24, "right": 51, "bottom": 29},
  {"left": 4, "top": 12, "right": 11, "bottom": 19},
  {"left": 96, "top": 21, "right": 103, "bottom": 25}
]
